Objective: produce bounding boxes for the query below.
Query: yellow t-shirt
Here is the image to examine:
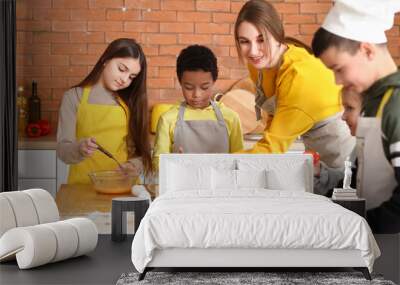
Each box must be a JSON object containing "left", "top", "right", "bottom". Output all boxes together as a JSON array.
[
  {"left": 153, "top": 101, "right": 244, "bottom": 169},
  {"left": 245, "top": 44, "right": 342, "bottom": 154}
]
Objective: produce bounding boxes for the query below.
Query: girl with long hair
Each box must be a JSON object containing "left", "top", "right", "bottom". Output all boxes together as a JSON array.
[{"left": 57, "top": 38, "right": 152, "bottom": 184}]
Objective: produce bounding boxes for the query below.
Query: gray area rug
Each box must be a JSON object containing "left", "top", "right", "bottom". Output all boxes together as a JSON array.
[{"left": 116, "top": 271, "right": 395, "bottom": 285}]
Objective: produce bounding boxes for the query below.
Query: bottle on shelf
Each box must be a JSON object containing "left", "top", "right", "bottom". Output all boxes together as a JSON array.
[
  {"left": 17, "top": 85, "right": 28, "bottom": 137},
  {"left": 28, "top": 80, "right": 41, "bottom": 123}
]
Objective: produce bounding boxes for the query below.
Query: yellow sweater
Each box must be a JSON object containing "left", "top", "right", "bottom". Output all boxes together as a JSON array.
[
  {"left": 245, "top": 44, "right": 342, "bottom": 154},
  {"left": 153, "top": 101, "right": 244, "bottom": 169}
]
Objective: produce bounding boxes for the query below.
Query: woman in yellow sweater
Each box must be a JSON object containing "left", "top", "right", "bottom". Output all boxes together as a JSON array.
[
  {"left": 234, "top": 0, "right": 354, "bottom": 168},
  {"left": 153, "top": 45, "right": 243, "bottom": 169}
]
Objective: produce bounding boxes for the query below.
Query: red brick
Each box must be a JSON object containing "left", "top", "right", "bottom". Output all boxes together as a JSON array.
[
  {"left": 229, "top": 46, "right": 239, "bottom": 58},
  {"left": 218, "top": 65, "right": 230, "bottom": 79},
  {"left": 17, "top": 66, "right": 52, "bottom": 77},
  {"left": 88, "top": 21, "right": 123, "bottom": 32},
  {"left": 125, "top": 0, "right": 160, "bottom": 10},
  {"left": 316, "top": 14, "right": 326, "bottom": 24},
  {"left": 52, "top": 44, "right": 88, "bottom": 55},
  {"left": 17, "top": 32, "right": 33, "bottom": 44},
  {"left": 124, "top": 22, "right": 159, "bottom": 33},
  {"left": 212, "top": 13, "right": 237, "bottom": 23},
  {"left": 295, "top": 35, "right": 313, "bottom": 47},
  {"left": 147, "top": 66, "right": 159, "bottom": 77},
  {"left": 143, "top": 11, "right": 176, "bottom": 22},
  {"left": 70, "top": 31, "right": 105, "bottom": 43},
  {"left": 87, "top": 43, "right": 108, "bottom": 55},
  {"left": 29, "top": 0, "right": 52, "bottom": 8},
  {"left": 148, "top": 89, "right": 161, "bottom": 101},
  {"left": 107, "top": 9, "right": 141, "bottom": 21},
  {"left": 159, "top": 45, "right": 185, "bottom": 56},
  {"left": 68, "top": 77, "right": 83, "bottom": 86},
  {"left": 105, "top": 32, "right": 141, "bottom": 43},
  {"left": 52, "top": 66, "right": 89, "bottom": 77},
  {"left": 53, "top": 21, "right": 87, "bottom": 32},
  {"left": 41, "top": 100, "right": 62, "bottom": 111},
  {"left": 35, "top": 77, "right": 69, "bottom": 88},
  {"left": 17, "top": 43, "right": 50, "bottom": 55},
  {"left": 89, "top": 0, "right": 124, "bottom": 8},
  {"left": 143, "top": 34, "right": 177, "bottom": 45},
  {"left": 33, "top": 32, "right": 69, "bottom": 43},
  {"left": 161, "top": 23, "right": 194, "bottom": 33},
  {"left": 142, "top": 45, "right": 159, "bottom": 56},
  {"left": 17, "top": 55, "right": 33, "bottom": 66},
  {"left": 159, "top": 67, "right": 176, "bottom": 78},
  {"left": 219, "top": 56, "right": 241, "bottom": 69},
  {"left": 159, "top": 88, "right": 181, "bottom": 100},
  {"left": 33, "top": 8, "right": 70, "bottom": 21},
  {"left": 161, "top": 0, "right": 194, "bottom": 11},
  {"left": 299, "top": 24, "right": 319, "bottom": 35},
  {"left": 71, "top": 9, "right": 106, "bottom": 21},
  {"left": 178, "top": 34, "right": 212, "bottom": 45},
  {"left": 230, "top": 2, "right": 245, "bottom": 13},
  {"left": 53, "top": 0, "right": 88, "bottom": 9},
  {"left": 52, "top": 89, "right": 69, "bottom": 100},
  {"left": 213, "top": 35, "right": 235, "bottom": 46},
  {"left": 211, "top": 46, "right": 230, "bottom": 57},
  {"left": 284, "top": 14, "right": 316, "bottom": 24},
  {"left": 274, "top": 3, "right": 299, "bottom": 14},
  {"left": 18, "top": 20, "right": 51, "bottom": 32},
  {"left": 147, "top": 56, "right": 176, "bottom": 67},
  {"left": 70, "top": 55, "right": 99, "bottom": 65},
  {"left": 33, "top": 55, "right": 69, "bottom": 66},
  {"left": 284, "top": 24, "right": 299, "bottom": 36},
  {"left": 16, "top": 2, "right": 33, "bottom": 20},
  {"left": 148, "top": 78, "right": 175, "bottom": 88},
  {"left": 177, "top": 11, "right": 211, "bottom": 23},
  {"left": 196, "top": 23, "right": 230, "bottom": 34},
  {"left": 300, "top": 3, "right": 332, "bottom": 14},
  {"left": 197, "top": 1, "right": 230, "bottom": 12}
]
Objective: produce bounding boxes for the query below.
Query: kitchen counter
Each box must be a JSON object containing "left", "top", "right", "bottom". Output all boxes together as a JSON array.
[
  {"left": 56, "top": 184, "right": 133, "bottom": 234},
  {"left": 18, "top": 133, "right": 57, "bottom": 150}
]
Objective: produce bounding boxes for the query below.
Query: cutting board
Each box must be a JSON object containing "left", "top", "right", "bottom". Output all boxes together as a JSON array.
[{"left": 217, "top": 89, "right": 267, "bottom": 134}]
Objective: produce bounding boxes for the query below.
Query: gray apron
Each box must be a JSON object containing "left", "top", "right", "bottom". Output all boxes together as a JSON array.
[
  {"left": 356, "top": 106, "right": 397, "bottom": 209},
  {"left": 255, "top": 70, "right": 355, "bottom": 168},
  {"left": 173, "top": 101, "right": 230, "bottom": 153}
]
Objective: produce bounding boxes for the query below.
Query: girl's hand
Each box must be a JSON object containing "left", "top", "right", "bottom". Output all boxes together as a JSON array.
[
  {"left": 79, "top": 137, "right": 98, "bottom": 157},
  {"left": 118, "top": 161, "right": 141, "bottom": 176}
]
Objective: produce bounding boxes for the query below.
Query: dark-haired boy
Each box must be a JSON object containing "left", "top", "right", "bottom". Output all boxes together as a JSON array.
[
  {"left": 312, "top": 0, "right": 400, "bottom": 233},
  {"left": 153, "top": 45, "right": 243, "bottom": 169}
]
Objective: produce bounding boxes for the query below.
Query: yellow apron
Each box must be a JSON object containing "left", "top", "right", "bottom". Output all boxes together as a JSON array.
[{"left": 68, "top": 86, "right": 129, "bottom": 184}]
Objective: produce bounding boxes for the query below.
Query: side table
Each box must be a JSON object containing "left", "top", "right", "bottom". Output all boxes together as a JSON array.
[
  {"left": 112, "top": 197, "right": 150, "bottom": 242},
  {"left": 331, "top": 198, "right": 366, "bottom": 218}
]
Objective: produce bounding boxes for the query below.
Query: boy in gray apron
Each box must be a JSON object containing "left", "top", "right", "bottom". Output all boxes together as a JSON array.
[
  {"left": 312, "top": 0, "right": 400, "bottom": 233},
  {"left": 152, "top": 45, "right": 243, "bottom": 169}
]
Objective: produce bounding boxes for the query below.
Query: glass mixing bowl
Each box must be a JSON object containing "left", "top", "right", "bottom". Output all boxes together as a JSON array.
[{"left": 88, "top": 170, "right": 138, "bottom": 194}]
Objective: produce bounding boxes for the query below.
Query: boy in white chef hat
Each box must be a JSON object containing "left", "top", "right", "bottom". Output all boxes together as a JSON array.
[{"left": 312, "top": 0, "right": 400, "bottom": 234}]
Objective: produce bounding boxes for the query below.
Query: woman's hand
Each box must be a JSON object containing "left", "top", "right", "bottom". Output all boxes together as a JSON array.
[
  {"left": 118, "top": 161, "right": 141, "bottom": 176},
  {"left": 79, "top": 137, "right": 98, "bottom": 157}
]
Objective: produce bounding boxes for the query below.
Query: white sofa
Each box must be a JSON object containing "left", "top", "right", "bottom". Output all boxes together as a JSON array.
[{"left": 0, "top": 189, "right": 98, "bottom": 269}]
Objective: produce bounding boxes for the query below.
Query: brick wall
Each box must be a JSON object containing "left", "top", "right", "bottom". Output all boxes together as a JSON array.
[{"left": 16, "top": 0, "right": 400, "bottom": 129}]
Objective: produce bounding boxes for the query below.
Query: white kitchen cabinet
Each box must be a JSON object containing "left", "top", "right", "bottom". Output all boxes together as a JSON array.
[
  {"left": 17, "top": 149, "right": 68, "bottom": 198},
  {"left": 18, "top": 178, "right": 57, "bottom": 197}
]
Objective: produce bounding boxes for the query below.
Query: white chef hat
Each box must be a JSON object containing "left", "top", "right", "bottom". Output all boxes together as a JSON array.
[{"left": 322, "top": 0, "right": 400, "bottom": 43}]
